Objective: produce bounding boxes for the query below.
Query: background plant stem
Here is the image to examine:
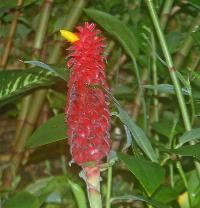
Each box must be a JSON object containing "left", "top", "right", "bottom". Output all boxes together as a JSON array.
[
  {"left": 2, "top": 0, "right": 54, "bottom": 188},
  {"left": 0, "top": 0, "right": 24, "bottom": 69},
  {"left": 174, "top": 14, "right": 200, "bottom": 70},
  {"left": 145, "top": 0, "right": 191, "bottom": 132},
  {"left": 160, "top": 0, "right": 174, "bottom": 30},
  {"left": 145, "top": 0, "right": 200, "bottom": 182},
  {"left": 106, "top": 166, "right": 112, "bottom": 208}
]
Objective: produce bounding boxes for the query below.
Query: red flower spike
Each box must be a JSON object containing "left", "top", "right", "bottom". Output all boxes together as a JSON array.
[{"left": 65, "top": 22, "right": 111, "bottom": 166}]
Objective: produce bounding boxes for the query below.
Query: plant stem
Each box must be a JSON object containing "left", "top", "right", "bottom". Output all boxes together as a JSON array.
[
  {"left": 0, "top": 0, "right": 24, "bottom": 69},
  {"left": 14, "top": 0, "right": 54, "bottom": 146},
  {"left": 3, "top": 0, "right": 88, "bottom": 188},
  {"left": 132, "top": 57, "right": 147, "bottom": 131},
  {"left": 160, "top": 0, "right": 174, "bottom": 30},
  {"left": 145, "top": 0, "right": 191, "bottom": 132},
  {"left": 106, "top": 166, "right": 112, "bottom": 208},
  {"left": 83, "top": 166, "right": 102, "bottom": 208},
  {"left": 48, "top": 0, "right": 87, "bottom": 63},
  {"left": 174, "top": 14, "right": 200, "bottom": 70},
  {"left": 151, "top": 32, "right": 159, "bottom": 124},
  {"left": 132, "top": 68, "right": 148, "bottom": 123},
  {"left": 2, "top": 0, "right": 54, "bottom": 187},
  {"left": 176, "top": 161, "right": 192, "bottom": 208},
  {"left": 145, "top": 0, "right": 200, "bottom": 181}
]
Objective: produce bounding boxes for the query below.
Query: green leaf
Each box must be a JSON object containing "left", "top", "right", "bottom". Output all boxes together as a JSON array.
[
  {"left": 0, "top": 0, "right": 36, "bottom": 10},
  {"left": 177, "top": 128, "right": 200, "bottom": 148},
  {"left": 68, "top": 180, "right": 87, "bottom": 208},
  {"left": 188, "top": 0, "right": 200, "bottom": 10},
  {"left": 143, "top": 84, "right": 190, "bottom": 95},
  {"left": 26, "top": 114, "right": 67, "bottom": 148},
  {"left": 111, "top": 195, "right": 170, "bottom": 208},
  {"left": 118, "top": 153, "right": 165, "bottom": 196},
  {"left": 152, "top": 118, "right": 181, "bottom": 139},
  {"left": 24, "top": 60, "right": 69, "bottom": 81},
  {"left": 0, "top": 68, "right": 56, "bottom": 107},
  {"left": 169, "top": 143, "right": 200, "bottom": 160},
  {"left": 25, "top": 175, "right": 72, "bottom": 205},
  {"left": 4, "top": 192, "right": 39, "bottom": 208},
  {"left": 84, "top": 8, "right": 139, "bottom": 58},
  {"left": 116, "top": 104, "right": 158, "bottom": 162},
  {"left": 153, "top": 185, "right": 179, "bottom": 204}
]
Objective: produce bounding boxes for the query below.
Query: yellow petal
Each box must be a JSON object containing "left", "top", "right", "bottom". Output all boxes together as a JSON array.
[{"left": 60, "top": 30, "right": 79, "bottom": 43}]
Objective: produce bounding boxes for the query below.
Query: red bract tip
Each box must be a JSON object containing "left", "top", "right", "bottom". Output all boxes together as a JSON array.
[{"left": 65, "top": 22, "right": 111, "bottom": 165}]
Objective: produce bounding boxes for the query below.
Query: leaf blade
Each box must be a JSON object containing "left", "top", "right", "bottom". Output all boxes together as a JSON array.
[
  {"left": 118, "top": 153, "right": 165, "bottom": 196},
  {"left": 84, "top": 8, "right": 139, "bottom": 58},
  {"left": 26, "top": 113, "right": 67, "bottom": 148}
]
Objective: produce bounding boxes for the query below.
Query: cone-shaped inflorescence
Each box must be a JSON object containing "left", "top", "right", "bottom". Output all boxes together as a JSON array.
[{"left": 64, "top": 22, "right": 111, "bottom": 166}]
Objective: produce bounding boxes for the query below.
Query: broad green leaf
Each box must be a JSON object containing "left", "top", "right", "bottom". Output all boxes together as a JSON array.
[
  {"left": 143, "top": 84, "right": 190, "bottom": 95},
  {"left": 153, "top": 185, "right": 180, "bottom": 204},
  {"left": 68, "top": 180, "right": 87, "bottom": 208},
  {"left": 26, "top": 114, "right": 67, "bottom": 148},
  {"left": 169, "top": 143, "right": 200, "bottom": 160},
  {"left": 116, "top": 105, "right": 158, "bottom": 162},
  {"left": 111, "top": 195, "right": 170, "bottom": 208},
  {"left": 0, "top": 68, "right": 56, "bottom": 107},
  {"left": 177, "top": 128, "right": 200, "bottom": 148},
  {"left": 84, "top": 8, "right": 139, "bottom": 57},
  {"left": 24, "top": 60, "right": 69, "bottom": 81},
  {"left": 118, "top": 153, "right": 165, "bottom": 196},
  {"left": 4, "top": 192, "right": 39, "bottom": 208}
]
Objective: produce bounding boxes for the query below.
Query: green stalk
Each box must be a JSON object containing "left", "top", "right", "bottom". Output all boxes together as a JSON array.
[
  {"left": 0, "top": 0, "right": 24, "bottom": 69},
  {"left": 132, "top": 68, "right": 148, "bottom": 123},
  {"left": 145, "top": 0, "right": 200, "bottom": 182},
  {"left": 3, "top": 0, "right": 88, "bottom": 188},
  {"left": 151, "top": 33, "right": 159, "bottom": 124},
  {"left": 83, "top": 166, "right": 102, "bottom": 208},
  {"left": 14, "top": 0, "right": 53, "bottom": 145},
  {"left": 48, "top": 0, "right": 87, "bottom": 63},
  {"left": 2, "top": 0, "right": 54, "bottom": 187},
  {"left": 132, "top": 57, "right": 147, "bottom": 131},
  {"left": 174, "top": 14, "right": 200, "bottom": 70},
  {"left": 160, "top": 0, "right": 174, "bottom": 30},
  {"left": 105, "top": 166, "right": 112, "bottom": 208},
  {"left": 145, "top": 0, "right": 191, "bottom": 131},
  {"left": 176, "top": 161, "right": 192, "bottom": 208}
]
